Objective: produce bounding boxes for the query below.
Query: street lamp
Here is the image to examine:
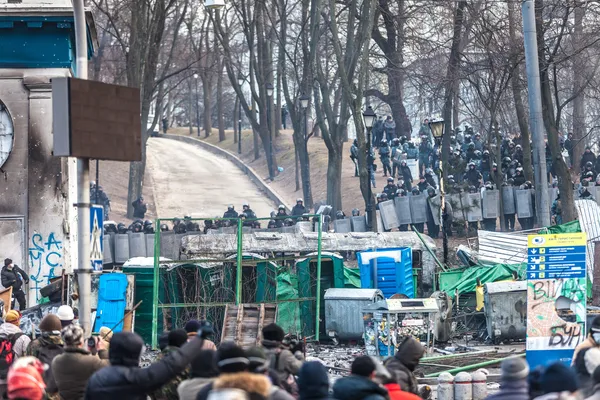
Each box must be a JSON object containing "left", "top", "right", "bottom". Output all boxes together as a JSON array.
[
  {"left": 300, "top": 94, "right": 310, "bottom": 110},
  {"left": 193, "top": 73, "right": 200, "bottom": 137},
  {"left": 266, "top": 83, "right": 274, "bottom": 180},
  {"left": 428, "top": 117, "right": 447, "bottom": 264},
  {"left": 428, "top": 117, "right": 445, "bottom": 144},
  {"left": 204, "top": 0, "right": 225, "bottom": 9},
  {"left": 363, "top": 105, "right": 376, "bottom": 231},
  {"left": 237, "top": 73, "right": 244, "bottom": 155}
]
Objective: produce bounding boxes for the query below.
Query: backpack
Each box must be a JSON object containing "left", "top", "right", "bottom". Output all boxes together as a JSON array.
[
  {"left": 36, "top": 343, "right": 64, "bottom": 393},
  {"left": 0, "top": 332, "right": 24, "bottom": 379}
]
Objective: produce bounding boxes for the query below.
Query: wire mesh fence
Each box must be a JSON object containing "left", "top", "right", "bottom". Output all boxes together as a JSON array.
[{"left": 151, "top": 215, "right": 323, "bottom": 349}]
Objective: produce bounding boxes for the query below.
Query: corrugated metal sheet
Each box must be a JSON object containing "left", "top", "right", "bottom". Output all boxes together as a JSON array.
[
  {"left": 477, "top": 230, "right": 529, "bottom": 265},
  {"left": 484, "top": 280, "right": 527, "bottom": 294},
  {"left": 324, "top": 288, "right": 384, "bottom": 340},
  {"left": 575, "top": 200, "right": 600, "bottom": 281},
  {"left": 324, "top": 288, "right": 383, "bottom": 300}
]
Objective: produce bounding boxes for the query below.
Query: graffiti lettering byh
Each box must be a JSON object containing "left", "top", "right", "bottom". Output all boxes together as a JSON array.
[{"left": 28, "top": 232, "right": 63, "bottom": 300}]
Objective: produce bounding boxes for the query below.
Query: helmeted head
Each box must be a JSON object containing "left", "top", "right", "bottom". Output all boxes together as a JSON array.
[
  {"left": 427, "top": 187, "right": 436, "bottom": 197},
  {"left": 387, "top": 177, "right": 394, "bottom": 184},
  {"left": 396, "top": 189, "right": 406, "bottom": 197},
  {"left": 411, "top": 188, "right": 420, "bottom": 196},
  {"left": 351, "top": 208, "right": 360, "bottom": 216},
  {"left": 296, "top": 198, "right": 303, "bottom": 205},
  {"left": 468, "top": 162, "right": 475, "bottom": 170},
  {"left": 243, "top": 202, "right": 250, "bottom": 210},
  {"left": 227, "top": 205, "right": 234, "bottom": 211}
]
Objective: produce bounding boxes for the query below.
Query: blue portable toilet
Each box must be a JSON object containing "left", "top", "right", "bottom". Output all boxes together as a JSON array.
[
  {"left": 94, "top": 273, "right": 129, "bottom": 333},
  {"left": 357, "top": 248, "right": 413, "bottom": 298}
]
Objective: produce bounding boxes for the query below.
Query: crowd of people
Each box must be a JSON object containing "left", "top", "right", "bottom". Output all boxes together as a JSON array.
[
  {"left": 3, "top": 309, "right": 600, "bottom": 400},
  {"left": 90, "top": 182, "right": 111, "bottom": 221}
]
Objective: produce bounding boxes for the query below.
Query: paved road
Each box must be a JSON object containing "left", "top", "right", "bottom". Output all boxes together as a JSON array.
[{"left": 146, "top": 137, "right": 277, "bottom": 221}]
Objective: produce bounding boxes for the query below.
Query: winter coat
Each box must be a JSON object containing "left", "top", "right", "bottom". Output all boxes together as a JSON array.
[
  {"left": 582, "top": 152, "right": 597, "bottom": 168},
  {"left": 52, "top": 347, "right": 109, "bottom": 400},
  {"left": 574, "top": 347, "right": 600, "bottom": 397},
  {"left": 298, "top": 361, "right": 334, "bottom": 400},
  {"left": 262, "top": 340, "right": 304, "bottom": 380},
  {"left": 586, "top": 384, "right": 600, "bottom": 400},
  {"left": 0, "top": 323, "right": 30, "bottom": 357},
  {"left": 26, "top": 333, "right": 64, "bottom": 395},
  {"left": 178, "top": 377, "right": 214, "bottom": 400},
  {"left": 85, "top": 337, "right": 206, "bottom": 400},
  {"left": 1, "top": 265, "right": 28, "bottom": 291},
  {"left": 132, "top": 199, "right": 147, "bottom": 219},
  {"left": 332, "top": 375, "right": 389, "bottom": 400},
  {"left": 484, "top": 380, "right": 529, "bottom": 400},
  {"left": 383, "top": 383, "right": 421, "bottom": 400},
  {"left": 384, "top": 337, "right": 424, "bottom": 395},
  {"left": 574, "top": 337, "right": 597, "bottom": 365},
  {"left": 292, "top": 204, "right": 308, "bottom": 217},
  {"left": 150, "top": 346, "right": 189, "bottom": 400},
  {"left": 198, "top": 372, "right": 271, "bottom": 400}
]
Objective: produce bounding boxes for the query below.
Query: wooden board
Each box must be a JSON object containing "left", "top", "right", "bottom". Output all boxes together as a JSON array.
[
  {"left": 0, "top": 287, "right": 12, "bottom": 316},
  {"left": 122, "top": 311, "right": 134, "bottom": 332}
]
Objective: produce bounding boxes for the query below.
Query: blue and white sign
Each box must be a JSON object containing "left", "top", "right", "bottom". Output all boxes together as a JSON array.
[{"left": 90, "top": 205, "right": 104, "bottom": 272}]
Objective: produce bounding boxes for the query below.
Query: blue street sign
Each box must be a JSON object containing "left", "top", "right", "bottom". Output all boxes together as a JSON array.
[
  {"left": 527, "top": 253, "right": 586, "bottom": 264},
  {"left": 528, "top": 246, "right": 586, "bottom": 255},
  {"left": 90, "top": 205, "right": 104, "bottom": 272}
]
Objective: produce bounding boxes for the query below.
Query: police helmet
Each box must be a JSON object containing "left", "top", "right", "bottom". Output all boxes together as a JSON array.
[
  {"left": 401, "top": 160, "right": 407, "bottom": 166},
  {"left": 503, "top": 157, "right": 512, "bottom": 164},
  {"left": 380, "top": 193, "right": 388, "bottom": 200},
  {"left": 351, "top": 208, "right": 360, "bottom": 216},
  {"left": 243, "top": 202, "right": 250, "bottom": 208},
  {"left": 284, "top": 218, "right": 295, "bottom": 226},
  {"left": 468, "top": 162, "right": 475, "bottom": 168},
  {"left": 278, "top": 204, "right": 286, "bottom": 210},
  {"left": 296, "top": 198, "right": 303, "bottom": 204},
  {"left": 336, "top": 211, "right": 345, "bottom": 220},
  {"left": 483, "top": 150, "right": 490, "bottom": 156},
  {"left": 160, "top": 224, "right": 169, "bottom": 232},
  {"left": 411, "top": 188, "right": 420, "bottom": 195},
  {"left": 468, "top": 185, "right": 477, "bottom": 193},
  {"left": 586, "top": 171, "right": 595, "bottom": 178},
  {"left": 474, "top": 150, "right": 482, "bottom": 158},
  {"left": 468, "top": 142, "right": 475, "bottom": 149},
  {"left": 586, "top": 161, "right": 594, "bottom": 168},
  {"left": 427, "top": 187, "right": 436, "bottom": 196},
  {"left": 484, "top": 182, "right": 494, "bottom": 190},
  {"left": 228, "top": 204, "right": 234, "bottom": 210},
  {"left": 144, "top": 220, "right": 153, "bottom": 227},
  {"left": 516, "top": 144, "right": 522, "bottom": 150},
  {"left": 381, "top": 139, "right": 388, "bottom": 145},
  {"left": 353, "top": 139, "right": 358, "bottom": 146},
  {"left": 392, "top": 138, "right": 400, "bottom": 146},
  {"left": 387, "top": 177, "right": 394, "bottom": 183},
  {"left": 396, "top": 188, "right": 406, "bottom": 197}
]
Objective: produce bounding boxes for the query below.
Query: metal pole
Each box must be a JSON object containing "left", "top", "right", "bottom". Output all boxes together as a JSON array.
[
  {"left": 95, "top": 159, "right": 99, "bottom": 205},
  {"left": 315, "top": 214, "right": 323, "bottom": 340},
  {"left": 268, "top": 99, "right": 273, "bottom": 180},
  {"left": 238, "top": 100, "right": 242, "bottom": 154},
  {"left": 151, "top": 218, "right": 161, "bottom": 349},
  {"left": 74, "top": 0, "right": 92, "bottom": 337},
  {"left": 522, "top": 0, "right": 550, "bottom": 227},
  {"left": 236, "top": 218, "right": 243, "bottom": 304},
  {"left": 366, "top": 127, "right": 373, "bottom": 230}
]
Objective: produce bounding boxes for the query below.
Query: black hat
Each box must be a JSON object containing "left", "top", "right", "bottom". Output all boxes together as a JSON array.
[
  {"left": 109, "top": 332, "right": 145, "bottom": 367},
  {"left": 167, "top": 329, "right": 188, "bottom": 348},
  {"left": 4, "top": 258, "right": 11, "bottom": 267},
  {"left": 217, "top": 341, "right": 249, "bottom": 373},
  {"left": 246, "top": 347, "right": 269, "bottom": 373},
  {"left": 590, "top": 316, "right": 600, "bottom": 333},
  {"left": 191, "top": 350, "right": 219, "bottom": 378},
  {"left": 540, "top": 362, "right": 579, "bottom": 394},
  {"left": 262, "top": 323, "right": 285, "bottom": 342}
]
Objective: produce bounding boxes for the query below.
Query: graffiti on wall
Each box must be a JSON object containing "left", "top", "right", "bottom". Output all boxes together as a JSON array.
[{"left": 28, "top": 233, "right": 63, "bottom": 300}]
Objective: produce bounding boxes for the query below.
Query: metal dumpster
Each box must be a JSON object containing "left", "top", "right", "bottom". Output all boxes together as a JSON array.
[
  {"left": 484, "top": 280, "right": 526, "bottom": 343},
  {"left": 324, "top": 288, "right": 384, "bottom": 341}
]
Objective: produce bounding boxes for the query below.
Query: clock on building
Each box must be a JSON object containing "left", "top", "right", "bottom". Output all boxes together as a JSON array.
[{"left": 0, "top": 104, "right": 13, "bottom": 168}]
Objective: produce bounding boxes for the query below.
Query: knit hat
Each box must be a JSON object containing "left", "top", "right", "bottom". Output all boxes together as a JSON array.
[
  {"left": 99, "top": 326, "right": 113, "bottom": 342},
  {"left": 167, "top": 329, "right": 188, "bottom": 348},
  {"left": 591, "top": 316, "right": 600, "bottom": 333},
  {"left": 4, "top": 258, "right": 11, "bottom": 267},
  {"left": 540, "top": 362, "right": 579, "bottom": 394},
  {"left": 109, "top": 332, "right": 144, "bottom": 367},
  {"left": 191, "top": 350, "right": 219, "bottom": 378},
  {"left": 217, "top": 341, "right": 249, "bottom": 373},
  {"left": 262, "top": 323, "right": 284, "bottom": 342},
  {"left": 184, "top": 319, "right": 202, "bottom": 334},
  {"left": 38, "top": 314, "right": 62, "bottom": 333},
  {"left": 61, "top": 324, "right": 84, "bottom": 347},
  {"left": 7, "top": 357, "right": 46, "bottom": 400},
  {"left": 246, "top": 347, "right": 269, "bottom": 373},
  {"left": 5, "top": 310, "right": 20, "bottom": 325},
  {"left": 500, "top": 357, "right": 529, "bottom": 381}
]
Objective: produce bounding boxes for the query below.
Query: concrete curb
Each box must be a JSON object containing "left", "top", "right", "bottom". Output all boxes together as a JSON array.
[{"left": 156, "top": 134, "right": 293, "bottom": 211}]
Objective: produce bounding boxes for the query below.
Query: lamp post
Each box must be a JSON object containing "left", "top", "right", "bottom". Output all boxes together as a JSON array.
[
  {"left": 266, "top": 82, "right": 274, "bottom": 180},
  {"left": 428, "top": 117, "right": 447, "bottom": 265},
  {"left": 363, "top": 106, "right": 376, "bottom": 230},
  {"left": 193, "top": 73, "right": 200, "bottom": 137},
  {"left": 237, "top": 73, "right": 244, "bottom": 155},
  {"left": 300, "top": 94, "right": 310, "bottom": 203}
]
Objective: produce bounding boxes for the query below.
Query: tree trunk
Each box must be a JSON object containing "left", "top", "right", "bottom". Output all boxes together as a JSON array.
[
  {"left": 535, "top": 0, "right": 576, "bottom": 223},
  {"left": 202, "top": 74, "right": 212, "bottom": 138},
  {"left": 326, "top": 145, "right": 343, "bottom": 212},
  {"left": 295, "top": 147, "right": 300, "bottom": 191},
  {"left": 188, "top": 80, "right": 194, "bottom": 136},
  {"left": 508, "top": 0, "right": 533, "bottom": 182},
  {"left": 217, "top": 59, "right": 226, "bottom": 142},
  {"left": 572, "top": 3, "right": 586, "bottom": 173}
]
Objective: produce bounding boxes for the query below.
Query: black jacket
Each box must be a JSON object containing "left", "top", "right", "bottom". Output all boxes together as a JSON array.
[
  {"left": 132, "top": 200, "right": 147, "bottom": 219},
  {"left": 384, "top": 337, "right": 424, "bottom": 395},
  {"left": 332, "top": 375, "right": 388, "bottom": 400},
  {"left": 292, "top": 204, "right": 307, "bottom": 217},
  {"left": 1, "top": 265, "right": 28, "bottom": 291},
  {"left": 84, "top": 337, "right": 205, "bottom": 400}
]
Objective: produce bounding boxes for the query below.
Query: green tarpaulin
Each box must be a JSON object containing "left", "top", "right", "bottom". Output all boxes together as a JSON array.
[
  {"left": 539, "top": 220, "right": 581, "bottom": 234},
  {"left": 444, "top": 263, "right": 527, "bottom": 298}
]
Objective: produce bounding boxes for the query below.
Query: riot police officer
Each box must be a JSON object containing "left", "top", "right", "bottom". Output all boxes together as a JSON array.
[{"left": 410, "top": 188, "right": 424, "bottom": 233}]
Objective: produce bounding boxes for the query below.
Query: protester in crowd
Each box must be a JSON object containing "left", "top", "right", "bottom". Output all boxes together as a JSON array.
[
  {"left": 585, "top": 366, "right": 600, "bottom": 400},
  {"left": 260, "top": 323, "right": 304, "bottom": 392},
  {"left": 574, "top": 317, "right": 600, "bottom": 363},
  {"left": 132, "top": 196, "right": 147, "bottom": 219},
  {"left": 332, "top": 355, "right": 388, "bottom": 400},
  {"left": 7, "top": 356, "right": 46, "bottom": 400},
  {"left": 380, "top": 370, "right": 421, "bottom": 400},
  {"left": 246, "top": 346, "right": 295, "bottom": 400},
  {"left": 26, "top": 314, "right": 64, "bottom": 397},
  {"left": 529, "top": 366, "right": 545, "bottom": 400},
  {"left": 86, "top": 327, "right": 212, "bottom": 400},
  {"left": 56, "top": 305, "right": 75, "bottom": 328},
  {"left": 98, "top": 326, "right": 113, "bottom": 351},
  {"left": 536, "top": 362, "right": 579, "bottom": 400},
  {"left": 384, "top": 337, "right": 424, "bottom": 395},
  {"left": 150, "top": 328, "right": 190, "bottom": 400},
  {"left": 185, "top": 320, "right": 217, "bottom": 350},
  {"left": 178, "top": 350, "right": 219, "bottom": 400},
  {"left": 484, "top": 357, "right": 529, "bottom": 400},
  {"left": 297, "top": 361, "right": 334, "bottom": 400},
  {"left": 52, "top": 324, "right": 108, "bottom": 400},
  {"left": 195, "top": 341, "right": 252, "bottom": 400},
  {"left": 0, "top": 310, "right": 31, "bottom": 358},
  {"left": 1, "top": 259, "right": 28, "bottom": 310}
]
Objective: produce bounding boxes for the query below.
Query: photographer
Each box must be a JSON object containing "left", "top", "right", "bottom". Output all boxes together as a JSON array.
[{"left": 52, "top": 325, "right": 109, "bottom": 400}]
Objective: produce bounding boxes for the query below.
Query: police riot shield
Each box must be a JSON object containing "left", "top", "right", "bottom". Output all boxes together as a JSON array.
[
  {"left": 394, "top": 196, "right": 412, "bottom": 225},
  {"left": 409, "top": 194, "right": 427, "bottom": 224},
  {"left": 334, "top": 218, "right": 352, "bottom": 233},
  {"left": 145, "top": 234, "right": 155, "bottom": 258},
  {"left": 128, "top": 232, "right": 147, "bottom": 258},
  {"left": 502, "top": 186, "right": 516, "bottom": 214},
  {"left": 548, "top": 188, "right": 558, "bottom": 214},
  {"left": 103, "top": 234, "right": 114, "bottom": 265},
  {"left": 407, "top": 159, "right": 419, "bottom": 183},
  {"left": 376, "top": 210, "right": 384, "bottom": 232},
  {"left": 482, "top": 190, "right": 500, "bottom": 219},
  {"left": 515, "top": 189, "right": 533, "bottom": 218},
  {"left": 465, "top": 193, "right": 483, "bottom": 222},
  {"left": 427, "top": 196, "right": 441, "bottom": 226},
  {"left": 351, "top": 216, "right": 367, "bottom": 232},
  {"left": 448, "top": 194, "right": 466, "bottom": 221},
  {"left": 114, "top": 233, "right": 130, "bottom": 263},
  {"left": 380, "top": 200, "right": 400, "bottom": 230}
]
